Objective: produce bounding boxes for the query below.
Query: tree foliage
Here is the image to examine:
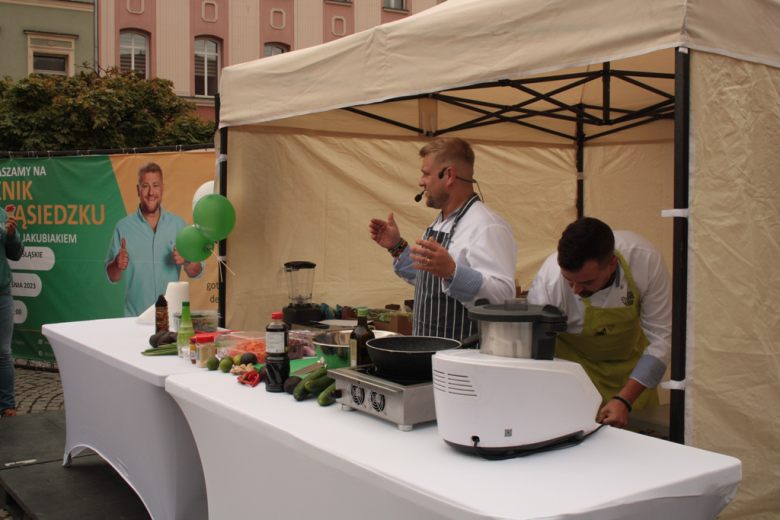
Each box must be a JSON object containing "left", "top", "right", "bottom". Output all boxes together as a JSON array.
[{"left": 0, "top": 68, "right": 216, "bottom": 152}]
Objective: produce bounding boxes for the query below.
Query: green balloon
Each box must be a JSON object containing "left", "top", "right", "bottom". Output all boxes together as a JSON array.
[
  {"left": 193, "top": 193, "right": 236, "bottom": 241},
  {"left": 176, "top": 225, "right": 213, "bottom": 262}
]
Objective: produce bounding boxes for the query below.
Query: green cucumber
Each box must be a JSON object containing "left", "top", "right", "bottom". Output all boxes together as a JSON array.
[
  {"left": 304, "top": 376, "right": 335, "bottom": 395},
  {"left": 293, "top": 366, "right": 328, "bottom": 401},
  {"left": 317, "top": 382, "right": 337, "bottom": 406}
]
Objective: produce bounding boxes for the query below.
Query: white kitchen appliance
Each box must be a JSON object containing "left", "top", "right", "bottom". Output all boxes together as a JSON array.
[{"left": 432, "top": 301, "right": 604, "bottom": 458}]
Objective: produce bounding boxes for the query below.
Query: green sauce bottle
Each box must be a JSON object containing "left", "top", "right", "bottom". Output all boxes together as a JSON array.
[{"left": 177, "top": 302, "right": 195, "bottom": 359}]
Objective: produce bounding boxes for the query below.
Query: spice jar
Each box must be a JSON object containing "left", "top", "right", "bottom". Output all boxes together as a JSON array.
[
  {"left": 195, "top": 332, "right": 218, "bottom": 368},
  {"left": 189, "top": 337, "right": 197, "bottom": 364}
]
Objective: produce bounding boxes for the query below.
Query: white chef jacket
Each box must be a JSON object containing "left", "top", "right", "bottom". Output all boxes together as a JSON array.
[
  {"left": 527, "top": 231, "right": 672, "bottom": 388},
  {"left": 394, "top": 200, "right": 517, "bottom": 308}
]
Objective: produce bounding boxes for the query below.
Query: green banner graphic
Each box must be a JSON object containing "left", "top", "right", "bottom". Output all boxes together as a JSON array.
[{"left": 0, "top": 156, "right": 126, "bottom": 361}]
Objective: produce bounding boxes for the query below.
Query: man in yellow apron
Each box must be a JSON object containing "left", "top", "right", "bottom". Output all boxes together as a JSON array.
[{"left": 527, "top": 218, "right": 672, "bottom": 428}]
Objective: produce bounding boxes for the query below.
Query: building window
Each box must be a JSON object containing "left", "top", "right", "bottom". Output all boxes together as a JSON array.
[
  {"left": 26, "top": 31, "right": 77, "bottom": 76},
  {"left": 384, "top": 0, "right": 405, "bottom": 9},
  {"left": 264, "top": 43, "right": 289, "bottom": 57},
  {"left": 119, "top": 31, "right": 148, "bottom": 78},
  {"left": 33, "top": 54, "right": 68, "bottom": 75},
  {"left": 195, "top": 38, "right": 220, "bottom": 96}
]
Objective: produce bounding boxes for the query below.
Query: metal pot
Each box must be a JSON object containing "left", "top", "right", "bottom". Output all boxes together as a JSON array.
[
  {"left": 366, "top": 336, "right": 462, "bottom": 381},
  {"left": 468, "top": 300, "right": 567, "bottom": 360},
  {"left": 312, "top": 329, "right": 399, "bottom": 369}
]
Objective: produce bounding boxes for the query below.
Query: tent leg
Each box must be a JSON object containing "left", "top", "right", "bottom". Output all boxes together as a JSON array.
[
  {"left": 215, "top": 94, "right": 228, "bottom": 329},
  {"left": 670, "top": 48, "right": 690, "bottom": 445},
  {"left": 576, "top": 118, "right": 584, "bottom": 218}
]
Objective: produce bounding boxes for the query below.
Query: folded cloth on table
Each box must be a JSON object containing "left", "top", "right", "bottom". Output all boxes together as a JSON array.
[{"left": 136, "top": 304, "right": 155, "bottom": 324}]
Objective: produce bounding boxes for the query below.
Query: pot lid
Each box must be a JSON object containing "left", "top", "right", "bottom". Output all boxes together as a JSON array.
[{"left": 468, "top": 300, "right": 567, "bottom": 323}]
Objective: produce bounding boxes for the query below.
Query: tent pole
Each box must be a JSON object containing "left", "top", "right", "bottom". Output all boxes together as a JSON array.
[
  {"left": 670, "top": 48, "right": 690, "bottom": 445},
  {"left": 576, "top": 116, "right": 584, "bottom": 218},
  {"left": 215, "top": 93, "right": 228, "bottom": 329},
  {"left": 602, "top": 62, "right": 611, "bottom": 123}
]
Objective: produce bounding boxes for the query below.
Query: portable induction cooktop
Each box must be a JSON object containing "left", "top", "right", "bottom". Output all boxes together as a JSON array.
[{"left": 328, "top": 365, "right": 436, "bottom": 432}]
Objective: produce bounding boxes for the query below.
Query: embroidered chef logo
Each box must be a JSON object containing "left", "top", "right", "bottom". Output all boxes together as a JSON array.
[
  {"left": 621, "top": 288, "right": 635, "bottom": 306},
  {"left": 595, "top": 324, "right": 616, "bottom": 336}
]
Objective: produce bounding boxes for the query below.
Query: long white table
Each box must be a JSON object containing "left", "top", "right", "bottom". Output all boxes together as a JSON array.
[
  {"left": 166, "top": 370, "right": 741, "bottom": 520},
  {"left": 43, "top": 318, "right": 208, "bottom": 520}
]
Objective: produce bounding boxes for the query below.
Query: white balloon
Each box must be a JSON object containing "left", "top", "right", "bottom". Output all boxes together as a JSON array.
[{"left": 192, "top": 181, "right": 215, "bottom": 212}]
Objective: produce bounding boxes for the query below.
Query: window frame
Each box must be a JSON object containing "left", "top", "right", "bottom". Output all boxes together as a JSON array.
[
  {"left": 264, "top": 42, "right": 289, "bottom": 58},
  {"left": 194, "top": 37, "right": 221, "bottom": 97},
  {"left": 383, "top": 0, "right": 406, "bottom": 10},
  {"left": 26, "top": 31, "right": 77, "bottom": 76},
  {"left": 119, "top": 30, "right": 149, "bottom": 79}
]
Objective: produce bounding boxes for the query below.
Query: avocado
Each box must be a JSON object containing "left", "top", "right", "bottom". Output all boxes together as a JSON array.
[
  {"left": 240, "top": 353, "right": 257, "bottom": 365},
  {"left": 284, "top": 376, "right": 302, "bottom": 394}
]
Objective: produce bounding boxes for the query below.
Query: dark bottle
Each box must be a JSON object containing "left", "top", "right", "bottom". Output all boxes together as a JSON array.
[
  {"left": 350, "top": 308, "right": 375, "bottom": 367},
  {"left": 155, "top": 294, "right": 169, "bottom": 333},
  {"left": 265, "top": 312, "right": 290, "bottom": 392}
]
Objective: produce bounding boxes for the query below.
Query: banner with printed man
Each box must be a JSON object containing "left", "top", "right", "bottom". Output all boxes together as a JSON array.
[{"left": 0, "top": 152, "right": 218, "bottom": 361}]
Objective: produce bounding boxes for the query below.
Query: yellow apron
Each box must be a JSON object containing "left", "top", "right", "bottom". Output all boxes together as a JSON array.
[{"left": 555, "top": 250, "right": 660, "bottom": 410}]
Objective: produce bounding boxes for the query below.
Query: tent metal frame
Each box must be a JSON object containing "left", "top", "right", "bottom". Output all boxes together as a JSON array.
[
  {"left": 217, "top": 53, "right": 690, "bottom": 444},
  {"left": 343, "top": 61, "right": 675, "bottom": 147}
]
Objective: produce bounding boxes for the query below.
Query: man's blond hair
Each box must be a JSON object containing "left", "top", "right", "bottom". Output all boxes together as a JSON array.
[
  {"left": 419, "top": 138, "right": 475, "bottom": 171},
  {"left": 137, "top": 162, "right": 163, "bottom": 184}
]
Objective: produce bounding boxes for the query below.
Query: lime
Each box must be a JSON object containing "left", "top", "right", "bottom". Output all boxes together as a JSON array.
[
  {"left": 233, "top": 354, "right": 242, "bottom": 366},
  {"left": 219, "top": 356, "right": 233, "bottom": 373},
  {"left": 206, "top": 356, "right": 220, "bottom": 371}
]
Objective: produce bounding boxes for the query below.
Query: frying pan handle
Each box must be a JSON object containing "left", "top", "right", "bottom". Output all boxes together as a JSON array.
[{"left": 460, "top": 333, "right": 480, "bottom": 349}]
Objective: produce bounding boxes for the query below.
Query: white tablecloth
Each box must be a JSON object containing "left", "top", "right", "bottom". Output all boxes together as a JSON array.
[
  {"left": 43, "top": 318, "right": 208, "bottom": 520},
  {"left": 166, "top": 370, "right": 741, "bottom": 520}
]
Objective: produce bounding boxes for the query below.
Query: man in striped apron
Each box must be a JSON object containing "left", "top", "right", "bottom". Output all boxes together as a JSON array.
[
  {"left": 528, "top": 218, "right": 672, "bottom": 427},
  {"left": 369, "top": 138, "right": 517, "bottom": 341}
]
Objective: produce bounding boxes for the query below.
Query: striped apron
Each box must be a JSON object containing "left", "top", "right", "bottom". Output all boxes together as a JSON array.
[{"left": 412, "top": 194, "right": 480, "bottom": 341}]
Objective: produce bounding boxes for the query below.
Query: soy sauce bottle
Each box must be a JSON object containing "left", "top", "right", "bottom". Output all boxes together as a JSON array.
[{"left": 265, "top": 312, "right": 289, "bottom": 392}]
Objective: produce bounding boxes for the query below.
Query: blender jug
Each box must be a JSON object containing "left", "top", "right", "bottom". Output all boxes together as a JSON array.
[
  {"left": 284, "top": 261, "right": 316, "bottom": 305},
  {"left": 281, "top": 261, "right": 322, "bottom": 325}
]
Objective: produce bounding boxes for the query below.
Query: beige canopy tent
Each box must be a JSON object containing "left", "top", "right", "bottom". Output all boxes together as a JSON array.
[{"left": 216, "top": 1, "right": 780, "bottom": 517}]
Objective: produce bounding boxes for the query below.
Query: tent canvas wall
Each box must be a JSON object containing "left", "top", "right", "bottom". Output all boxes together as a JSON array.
[{"left": 216, "top": 1, "right": 780, "bottom": 518}]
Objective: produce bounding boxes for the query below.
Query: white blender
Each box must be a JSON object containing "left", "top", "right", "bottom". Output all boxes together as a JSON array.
[{"left": 432, "top": 300, "right": 604, "bottom": 459}]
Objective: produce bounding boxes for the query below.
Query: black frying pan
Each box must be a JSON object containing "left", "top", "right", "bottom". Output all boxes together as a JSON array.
[{"left": 366, "top": 335, "right": 472, "bottom": 380}]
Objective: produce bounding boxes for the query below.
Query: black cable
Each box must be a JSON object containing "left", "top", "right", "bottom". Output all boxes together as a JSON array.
[{"left": 471, "top": 423, "right": 607, "bottom": 461}]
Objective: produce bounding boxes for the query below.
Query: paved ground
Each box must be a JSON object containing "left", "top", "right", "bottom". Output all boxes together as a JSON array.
[
  {"left": 12, "top": 366, "right": 65, "bottom": 414},
  {"left": 1, "top": 365, "right": 65, "bottom": 519}
]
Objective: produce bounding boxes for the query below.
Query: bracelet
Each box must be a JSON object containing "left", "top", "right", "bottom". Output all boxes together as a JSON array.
[
  {"left": 388, "top": 238, "right": 407, "bottom": 256},
  {"left": 391, "top": 242, "right": 408, "bottom": 258},
  {"left": 612, "top": 395, "right": 632, "bottom": 413}
]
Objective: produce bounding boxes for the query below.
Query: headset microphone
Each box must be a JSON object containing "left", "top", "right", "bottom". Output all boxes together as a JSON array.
[{"left": 414, "top": 189, "right": 425, "bottom": 202}]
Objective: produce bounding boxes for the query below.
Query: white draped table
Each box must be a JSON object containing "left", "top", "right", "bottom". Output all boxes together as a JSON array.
[
  {"left": 166, "top": 370, "right": 741, "bottom": 520},
  {"left": 43, "top": 318, "right": 208, "bottom": 520}
]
